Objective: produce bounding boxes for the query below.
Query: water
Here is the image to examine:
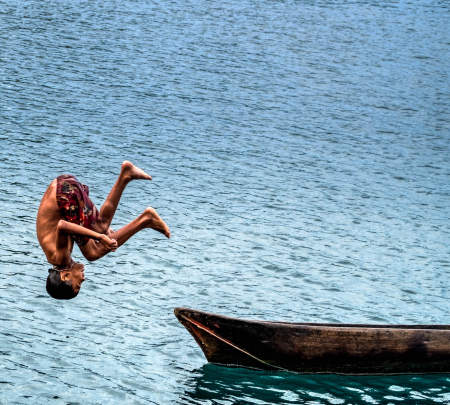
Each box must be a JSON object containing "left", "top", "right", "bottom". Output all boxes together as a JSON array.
[{"left": 0, "top": 0, "right": 449, "bottom": 403}]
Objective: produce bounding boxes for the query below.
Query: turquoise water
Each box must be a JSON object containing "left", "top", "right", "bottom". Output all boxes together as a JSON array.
[{"left": 1, "top": 0, "right": 449, "bottom": 403}]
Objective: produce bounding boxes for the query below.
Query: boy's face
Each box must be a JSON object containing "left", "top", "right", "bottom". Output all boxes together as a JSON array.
[{"left": 61, "top": 262, "right": 85, "bottom": 293}]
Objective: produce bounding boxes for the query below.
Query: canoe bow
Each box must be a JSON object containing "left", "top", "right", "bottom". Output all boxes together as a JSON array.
[{"left": 175, "top": 308, "right": 285, "bottom": 371}]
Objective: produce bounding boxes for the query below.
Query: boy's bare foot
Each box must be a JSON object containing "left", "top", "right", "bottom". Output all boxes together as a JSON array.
[
  {"left": 143, "top": 207, "right": 171, "bottom": 238},
  {"left": 122, "top": 161, "right": 152, "bottom": 181}
]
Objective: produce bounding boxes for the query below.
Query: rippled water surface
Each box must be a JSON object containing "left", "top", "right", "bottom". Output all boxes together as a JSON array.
[{"left": 1, "top": 0, "right": 449, "bottom": 403}]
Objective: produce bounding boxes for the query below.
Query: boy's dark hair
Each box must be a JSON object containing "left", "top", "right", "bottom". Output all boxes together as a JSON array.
[{"left": 46, "top": 269, "right": 78, "bottom": 300}]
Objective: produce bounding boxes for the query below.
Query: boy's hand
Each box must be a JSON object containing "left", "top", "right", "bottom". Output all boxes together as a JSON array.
[{"left": 99, "top": 234, "right": 118, "bottom": 251}]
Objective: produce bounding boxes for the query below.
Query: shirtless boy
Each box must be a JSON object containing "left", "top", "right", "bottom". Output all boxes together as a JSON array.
[{"left": 36, "top": 161, "right": 170, "bottom": 300}]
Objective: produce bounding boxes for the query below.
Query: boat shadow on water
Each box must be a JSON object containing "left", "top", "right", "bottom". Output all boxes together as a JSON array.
[{"left": 181, "top": 364, "right": 450, "bottom": 404}]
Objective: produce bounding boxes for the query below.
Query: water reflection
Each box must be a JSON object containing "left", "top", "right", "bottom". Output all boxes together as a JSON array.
[{"left": 182, "top": 364, "right": 450, "bottom": 404}]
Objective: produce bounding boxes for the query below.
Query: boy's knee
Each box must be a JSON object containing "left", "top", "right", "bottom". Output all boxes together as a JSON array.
[
  {"left": 81, "top": 242, "right": 102, "bottom": 262},
  {"left": 83, "top": 251, "right": 99, "bottom": 262}
]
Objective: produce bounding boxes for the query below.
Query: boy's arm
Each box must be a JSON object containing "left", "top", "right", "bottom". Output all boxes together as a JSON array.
[{"left": 57, "top": 220, "right": 117, "bottom": 249}]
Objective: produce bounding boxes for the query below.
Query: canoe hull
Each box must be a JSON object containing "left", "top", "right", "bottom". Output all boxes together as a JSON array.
[{"left": 174, "top": 307, "right": 450, "bottom": 374}]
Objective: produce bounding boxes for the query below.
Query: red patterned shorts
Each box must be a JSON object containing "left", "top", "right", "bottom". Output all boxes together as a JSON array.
[{"left": 56, "top": 174, "right": 99, "bottom": 246}]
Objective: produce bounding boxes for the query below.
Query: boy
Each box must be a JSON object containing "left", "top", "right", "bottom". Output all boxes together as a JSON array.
[{"left": 36, "top": 161, "right": 170, "bottom": 299}]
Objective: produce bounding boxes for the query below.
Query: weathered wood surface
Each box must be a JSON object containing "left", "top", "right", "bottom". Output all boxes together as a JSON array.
[{"left": 174, "top": 307, "right": 450, "bottom": 374}]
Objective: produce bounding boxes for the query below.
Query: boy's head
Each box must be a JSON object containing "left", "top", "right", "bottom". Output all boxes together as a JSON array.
[{"left": 46, "top": 262, "right": 85, "bottom": 300}]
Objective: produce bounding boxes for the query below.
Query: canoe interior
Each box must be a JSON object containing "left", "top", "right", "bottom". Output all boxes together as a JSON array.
[
  {"left": 175, "top": 307, "right": 450, "bottom": 331},
  {"left": 260, "top": 321, "right": 450, "bottom": 330},
  {"left": 174, "top": 307, "right": 450, "bottom": 375}
]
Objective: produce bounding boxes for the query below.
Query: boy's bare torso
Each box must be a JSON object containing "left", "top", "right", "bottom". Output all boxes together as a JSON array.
[{"left": 36, "top": 179, "right": 73, "bottom": 266}]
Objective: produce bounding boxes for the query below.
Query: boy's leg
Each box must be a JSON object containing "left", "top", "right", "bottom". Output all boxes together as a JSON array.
[
  {"left": 111, "top": 207, "right": 170, "bottom": 246},
  {"left": 82, "top": 207, "right": 170, "bottom": 261},
  {"left": 96, "top": 161, "right": 152, "bottom": 232}
]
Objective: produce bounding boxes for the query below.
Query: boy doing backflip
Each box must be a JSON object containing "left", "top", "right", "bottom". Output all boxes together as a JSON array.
[{"left": 36, "top": 161, "right": 170, "bottom": 300}]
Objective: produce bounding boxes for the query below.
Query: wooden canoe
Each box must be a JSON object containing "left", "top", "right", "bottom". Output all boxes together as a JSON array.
[{"left": 174, "top": 307, "right": 450, "bottom": 374}]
